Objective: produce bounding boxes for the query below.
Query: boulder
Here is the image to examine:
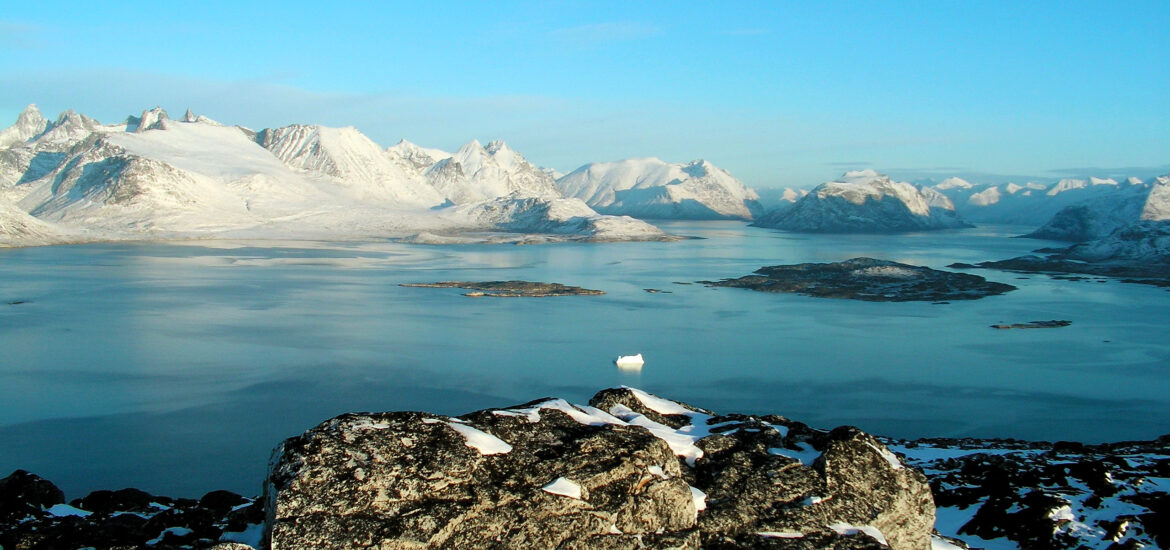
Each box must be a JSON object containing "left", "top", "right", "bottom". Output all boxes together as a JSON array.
[{"left": 265, "top": 388, "right": 935, "bottom": 549}]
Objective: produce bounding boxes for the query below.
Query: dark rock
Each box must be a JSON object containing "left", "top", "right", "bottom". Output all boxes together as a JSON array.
[
  {"left": 990, "top": 320, "right": 1071, "bottom": 329},
  {"left": 70, "top": 487, "right": 155, "bottom": 515},
  {"left": 0, "top": 470, "right": 64, "bottom": 522},
  {"left": 400, "top": 280, "right": 605, "bottom": 297},
  {"left": 701, "top": 258, "right": 1016, "bottom": 302}
]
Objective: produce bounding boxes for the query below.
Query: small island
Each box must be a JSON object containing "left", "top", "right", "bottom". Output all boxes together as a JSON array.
[
  {"left": 702, "top": 257, "right": 1016, "bottom": 302},
  {"left": 990, "top": 320, "right": 1072, "bottom": 329},
  {"left": 400, "top": 280, "right": 605, "bottom": 297}
]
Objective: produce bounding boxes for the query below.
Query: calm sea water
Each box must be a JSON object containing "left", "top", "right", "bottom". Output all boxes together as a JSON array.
[{"left": 2, "top": 221, "right": 1168, "bottom": 498}]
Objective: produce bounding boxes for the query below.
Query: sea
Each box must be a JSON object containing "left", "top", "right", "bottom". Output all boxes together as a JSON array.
[{"left": 2, "top": 221, "right": 1168, "bottom": 498}]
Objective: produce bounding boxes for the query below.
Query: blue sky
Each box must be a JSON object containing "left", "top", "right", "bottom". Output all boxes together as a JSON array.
[{"left": 1, "top": 1, "right": 1167, "bottom": 188}]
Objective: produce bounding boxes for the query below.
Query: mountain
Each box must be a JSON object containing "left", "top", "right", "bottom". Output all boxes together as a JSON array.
[
  {"left": 424, "top": 139, "right": 560, "bottom": 204},
  {"left": 752, "top": 170, "right": 972, "bottom": 233},
  {"left": 256, "top": 124, "right": 444, "bottom": 206},
  {"left": 929, "top": 177, "right": 1144, "bottom": 226},
  {"left": 1025, "top": 175, "right": 1170, "bottom": 241},
  {"left": 0, "top": 104, "right": 671, "bottom": 246},
  {"left": 427, "top": 196, "right": 672, "bottom": 243},
  {"left": 0, "top": 105, "right": 48, "bottom": 148},
  {"left": 556, "top": 157, "right": 761, "bottom": 220}
]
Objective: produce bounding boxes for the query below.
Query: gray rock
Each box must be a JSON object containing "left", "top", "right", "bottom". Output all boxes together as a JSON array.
[{"left": 265, "top": 388, "right": 935, "bottom": 549}]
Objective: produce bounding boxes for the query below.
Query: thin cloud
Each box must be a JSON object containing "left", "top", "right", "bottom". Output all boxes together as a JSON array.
[
  {"left": 0, "top": 21, "right": 44, "bottom": 50},
  {"left": 1046, "top": 165, "right": 1170, "bottom": 177},
  {"left": 550, "top": 21, "right": 661, "bottom": 48}
]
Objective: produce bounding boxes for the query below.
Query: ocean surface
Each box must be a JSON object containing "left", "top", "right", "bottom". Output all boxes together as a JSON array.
[{"left": 2, "top": 221, "right": 1168, "bottom": 498}]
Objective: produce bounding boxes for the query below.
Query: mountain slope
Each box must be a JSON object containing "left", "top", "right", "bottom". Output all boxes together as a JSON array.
[
  {"left": 424, "top": 139, "right": 560, "bottom": 204},
  {"left": 256, "top": 124, "right": 444, "bottom": 206},
  {"left": 753, "top": 170, "right": 971, "bottom": 233},
  {"left": 0, "top": 104, "right": 49, "bottom": 148},
  {"left": 556, "top": 157, "right": 761, "bottom": 220},
  {"left": 1025, "top": 176, "right": 1170, "bottom": 241}
]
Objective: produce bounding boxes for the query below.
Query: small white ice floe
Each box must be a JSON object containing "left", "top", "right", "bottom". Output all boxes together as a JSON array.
[{"left": 615, "top": 353, "right": 644, "bottom": 368}]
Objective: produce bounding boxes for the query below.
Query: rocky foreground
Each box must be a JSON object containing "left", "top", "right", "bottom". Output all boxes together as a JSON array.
[
  {"left": 702, "top": 258, "right": 1016, "bottom": 302},
  {"left": 2, "top": 388, "right": 1167, "bottom": 549}
]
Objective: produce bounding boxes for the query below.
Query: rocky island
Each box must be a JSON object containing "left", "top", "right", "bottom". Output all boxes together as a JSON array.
[
  {"left": 952, "top": 221, "right": 1170, "bottom": 288},
  {"left": 2, "top": 387, "right": 1167, "bottom": 549},
  {"left": 702, "top": 258, "right": 1016, "bottom": 302},
  {"left": 400, "top": 280, "right": 605, "bottom": 297}
]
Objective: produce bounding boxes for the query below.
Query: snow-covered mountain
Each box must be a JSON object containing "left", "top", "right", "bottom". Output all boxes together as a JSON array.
[
  {"left": 0, "top": 105, "right": 672, "bottom": 246},
  {"left": 752, "top": 170, "right": 972, "bottom": 233},
  {"left": 1025, "top": 175, "right": 1170, "bottom": 241},
  {"left": 556, "top": 157, "right": 762, "bottom": 220},
  {"left": 928, "top": 176, "right": 1146, "bottom": 226},
  {"left": 424, "top": 139, "right": 561, "bottom": 204},
  {"left": 1060, "top": 220, "right": 1170, "bottom": 265},
  {"left": 0, "top": 104, "right": 49, "bottom": 148},
  {"left": 256, "top": 123, "right": 444, "bottom": 206}
]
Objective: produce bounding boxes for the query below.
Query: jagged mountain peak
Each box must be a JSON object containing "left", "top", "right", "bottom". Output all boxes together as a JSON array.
[
  {"left": 134, "top": 107, "right": 171, "bottom": 133},
  {"left": 0, "top": 103, "right": 51, "bottom": 148}
]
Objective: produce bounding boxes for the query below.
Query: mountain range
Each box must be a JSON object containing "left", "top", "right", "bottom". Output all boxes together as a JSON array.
[{"left": 2, "top": 104, "right": 1167, "bottom": 246}]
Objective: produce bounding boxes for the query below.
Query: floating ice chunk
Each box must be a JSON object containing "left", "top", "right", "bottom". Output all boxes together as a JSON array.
[
  {"left": 759, "top": 531, "right": 805, "bottom": 538},
  {"left": 542, "top": 477, "right": 582, "bottom": 499},
  {"left": 615, "top": 353, "right": 644, "bottom": 367},
  {"left": 769, "top": 442, "right": 821, "bottom": 466},
  {"left": 442, "top": 421, "right": 512, "bottom": 455},
  {"left": 690, "top": 486, "right": 707, "bottom": 513},
  {"left": 46, "top": 503, "right": 92, "bottom": 517},
  {"left": 828, "top": 523, "right": 889, "bottom": 546}
]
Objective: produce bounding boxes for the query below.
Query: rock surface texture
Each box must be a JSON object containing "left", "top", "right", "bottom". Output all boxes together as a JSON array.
[
  {"left": 264, "top": 388, "right": 935, "bottom": 549},
  {"left": 702, "top": 257, "right": 1016, "bottom": 302}
]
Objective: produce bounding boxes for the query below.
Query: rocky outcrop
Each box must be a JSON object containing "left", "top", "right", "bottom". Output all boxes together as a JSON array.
[
  {"left": 264, "top": 387, "right": 935, "bottom": 549},
  {"left": 0, "top": 470, "right": 264, "bottom": 549},
  {"left": 702, "top": 258, "right": 1016, "bottom": 302},
  {"left": 400, "top": 280, "right": 605, "bottom": 297}
]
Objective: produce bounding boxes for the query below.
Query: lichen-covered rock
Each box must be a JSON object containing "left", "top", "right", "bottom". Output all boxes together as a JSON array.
[{"left": 265, "top": 388, "right": 935, "bottom": 549}]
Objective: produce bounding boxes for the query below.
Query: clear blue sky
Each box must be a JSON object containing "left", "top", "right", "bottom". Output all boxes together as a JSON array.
[{"left": 1, "top": 1, "right": 1167, "bottom": 188}]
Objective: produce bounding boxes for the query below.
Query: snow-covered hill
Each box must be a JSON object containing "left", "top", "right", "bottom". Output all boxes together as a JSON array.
[
  {"left": 928, "top": 177, "right": 1148, "bottom": 227},
  {"left": 424, "top": 139, "right": 561, "bottom": 204},
  {"left": 0, "top": 105, "right": 672, "bottom": 246},
  {"left": 1025, "top": 176, "right": 1170, "bottom": 241},
  {"left": 753, "top": 170, "right": 971, "bottom": 233},
  {"left": 556, "top": 157, "right": 761, "bottom": 220}
]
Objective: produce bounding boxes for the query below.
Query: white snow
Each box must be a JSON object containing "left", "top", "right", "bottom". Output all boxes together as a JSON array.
[
  {"left": 648, "top": 465, "right": 667, "bottom": 479},
  {"left": 220, "top": 522, "right": 265, "bottom": 548},
  {"left": 758, "top": 531, "right": 806, "bottom": 538},
  {"left": 46, "top": 503, "right": 92, "bottom": 517},
  {"left": 690, "top": 485, "right": 707, "bottom": 513},
  {"left": 865, "top": 440, "right": 904, "bottom": 469},
  {"left": 828, "top": 523, "right": 889, "bottom": 546},
  {"left": 557, "top": 157, "right": 760, "bottom": 220},
  {"left": 625, "top": 386, "right": 694, "bottom": 416},
  {"left": 435, "top": 419, "right": 513, "bottom": 455},
  {"left": 541, "top": 477, "right": 583, "bottom": 499},
  {"left": 769, "top": 442, "right": 821, "bottom": 466}
]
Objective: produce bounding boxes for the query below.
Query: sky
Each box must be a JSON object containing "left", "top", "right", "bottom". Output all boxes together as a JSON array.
[{"left": 1, "top": 1, "right": 1167, "bottom": 189}]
